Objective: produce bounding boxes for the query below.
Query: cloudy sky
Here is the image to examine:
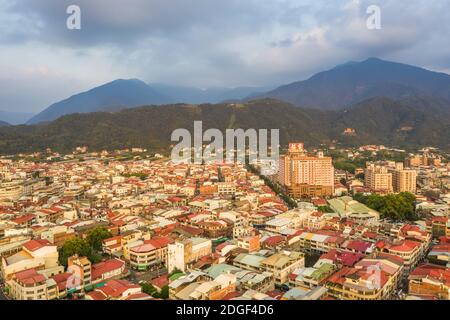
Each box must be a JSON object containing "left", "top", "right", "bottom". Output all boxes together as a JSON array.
[{"left": 1, "top": 0, "right": 450, "bottom": 113}]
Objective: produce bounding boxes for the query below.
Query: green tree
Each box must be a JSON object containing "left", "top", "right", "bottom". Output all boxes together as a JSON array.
[
  {"left": 86, "top": 227, "right": 112, "bottom": 251},
  {"left": 59, "top": 237, "right": 92, "bottom": 267},
  {"left": 141, "top": 283, "right": 158, "bottom": 297},
  {"left": 168, "top": 268, "right": 183, "bottom": 278},
  {"left": 159, "top": 285, "right": 169, "bottom": 299},
  {"left": 354, "top": 192, "right": 416, "bottom": 221}
]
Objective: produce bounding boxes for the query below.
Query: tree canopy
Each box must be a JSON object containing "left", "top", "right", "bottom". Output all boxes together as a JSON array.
[
  {"left": 354, "top": 192, "right": 417, "bottom": 221},
  {"left": 86, "top": 227, "right": 112, "bottom": 251},
  {"left": 58, "top": 237, "right": 92, "bottom": 267},
  {"left": 59, "top": 227, "right": 112, "bottom": 266}
]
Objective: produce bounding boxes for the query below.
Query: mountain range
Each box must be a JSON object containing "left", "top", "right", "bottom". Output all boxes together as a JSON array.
[
  {"left": 0, "top": 120, "right": 10, "bottom": 127},
  {"left": 1, "top": 57, "right": 449, "bottom": 154},
  {"left": 253, "top": 58, "right": 450, "bottom": 109},
  {"left": 26, "top": 79, "right": 170, "bottom": 124},
  {"left": 26, "top": 80, "right": 270, "bottom": 124},
  {"left": 23, "top": 58, "right": 450, "bottom": 125},
  {"left": 1, "top": 96, "right": 449, "bottom": 154}
]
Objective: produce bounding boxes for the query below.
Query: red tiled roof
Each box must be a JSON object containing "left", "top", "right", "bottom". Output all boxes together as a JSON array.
[
  {"left": 432, "top": 217, "right": 448, "bottom": 223},
  {"left": 96, "top": 279, "right": 140, "bottom": 298},
  {"left": 86, "top": 291, "right": 107, "bottom": 300},
  {"left": 376, "top": 252, "right": 405, "bottom": 266},
  {"left": 51, "top": 272, "right": 72, "bottom": 291},
  {"left": 375, "top": 240, "right": 386, "bottom": 249},
  {"left": 312, "top": 199, "right": 327, "bottom": 206},
  {"left": 320, "top": 249, "right": 363, "bottom": 267},
  {"left": 104, "top": 235, "right": 122, "bottom": 243},
  {"left": 265, "top": 290, "right": 283, "bottom": 300},
  {"left": 438, "top": 236, "right": 450, "bottom": 244},
  {"left": 91, "top": 259, "right": 125, "bottom": 281},
  {"left": 150, "top": 274, "right": 169, "bottom": 289},
  {"left": 15, "top": 268, "right": 46, "bottom": 285},
  {"left": 222, "top": 291, "right": 243, "bottom": 300},
  {"left": 362, "top": 231, "right": 378, "bottom": 239},
  {"left": 263, "top": 235, "right": 284, "bottom": 247},
  {"left": 327, "top": 267, "right": 357, "bottom": 285},
  {"left": 177, "top": 225, "right": 203, "bottom": 236},
  {"left": 23, "top": 239, "right": 52, "bottom": 252},
  {"left": 431, "top": 244, "right": 450, "bottom": 253},
  {"left": 343, "top": 240, "right": 372, "bottom": 253},
  {"left": 168, "top": 196, "right": 184, "bottom": 202},
  {"left": 130, "top": 243, "right": 156, "bottom": 253},
  {"left": 387, "top": 240, "right": 421, "bottom": 253},
  {"left": 12, "top": 214, "right": 36, "bottom": 224},
  {"left": 124, "top": 293, "right": 153, "bottom": 300},
  {"left": 410, "top": 264, "right": 450, "bottom": 285},
  {"left": 340, "top": 252, "right": 364, "bottom": 267}
]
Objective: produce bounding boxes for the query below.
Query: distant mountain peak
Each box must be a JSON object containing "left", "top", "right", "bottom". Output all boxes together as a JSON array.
[
  {"left": 27, "top": 78, "right": 171, "bottom": 124},
  {"left": 111, "top": 78, "right": 146, "bottom": 84},
  {"left": 364, "top": 57, "right": 384, "bottom": 62},
  {"left": 252, "top": 58, "right": 450, "bottom": 110},
  {"left": 27, "top": 79, "right": 271, "bottom": 124}
]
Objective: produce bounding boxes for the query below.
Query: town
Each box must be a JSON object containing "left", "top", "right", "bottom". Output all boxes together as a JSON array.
[{"left": 0, "top": 142, "right": 448, "bottom": 301}]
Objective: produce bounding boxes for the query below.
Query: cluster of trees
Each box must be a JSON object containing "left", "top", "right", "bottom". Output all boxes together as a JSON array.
[
  {"left": 59, "top": 227, "right": 112, "bottom": 267},
  {"left": 354, "top": 192, "right": 417, "bottom": 221},
  {"left": 140, "top": 283, "right": 169, "bottom": 299},
  {"left": 318, "top": 205, "right": 334, "bottom": 213},
  {"left": 331, "top": 150, "right": 407, "bottom": 174},
  {"left": 122, "top": 172, "right": 148, "bottom": 180}
]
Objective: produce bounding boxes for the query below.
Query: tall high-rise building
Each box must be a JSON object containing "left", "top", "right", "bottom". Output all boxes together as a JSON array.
[
  {"left": 391, "top": 164, "right": 417, "bottom": 193},
  {"left": 278, "top": 143, "right": 334, "bottom": 198},
  {"left": 404, "top": 152, "right": 442, "bottom": 167},
  {"left": 364, "top": 163, "right": 393, "bottom": 192},
  {"left": 365, "top": 162, "right": 417, "bottom": 194}
]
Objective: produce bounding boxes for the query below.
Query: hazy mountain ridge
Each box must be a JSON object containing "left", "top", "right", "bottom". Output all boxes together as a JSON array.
[
  {"left": 24, "top": 58, "right": 450, "bottom": 124},
  {"left": 148, "top": 84, "right": 272, "bottom": 104},
  {"left": 27, "top": 79, "right": 171, "bottom": 124},
  {"left": 1, "top": 97, "right": 449, "bottom": 154},
  {"left": 0, "top": 111, "right": 34, "bottom": 125},
  {"left": 0, "top": 120, "right": 10, "bottom": 127},
  {"left": 252, "top": 58, "right": 450, "bottom": 110},
  {"left": 27, "top": 80, "right": 271, "bottom": 124}
]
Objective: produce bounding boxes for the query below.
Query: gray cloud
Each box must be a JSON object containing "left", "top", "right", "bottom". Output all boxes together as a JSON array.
[{"left": 0, "top": 0, "right": 450, "bottom": 113}]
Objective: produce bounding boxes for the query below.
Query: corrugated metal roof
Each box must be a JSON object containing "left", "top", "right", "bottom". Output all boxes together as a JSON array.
[{"left": 312, "top": 234, "right": 329, "bottom": 242}]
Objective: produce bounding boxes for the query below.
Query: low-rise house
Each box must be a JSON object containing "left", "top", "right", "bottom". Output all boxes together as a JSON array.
[
  {"left": 188, "top": 274, "right": 237, "bottom": 300},
  {"left": 169, "top": 270, "right": 210, "bottom": 300},
  {"left": 91, "top": 258, "right": 127, "bottom": 285},
  {"left": 8, "top": 268, "right": 58, "bottom": 300},
  {"left": 376, "top": 239, "right": 423, "bottom": 274},
  {"left": 408, "top": 263, "right": 450, "bottom": 300},
  {"left": 325, "top": 255, "right": 403, "bottom": 300},
  {"left": 260, "top": 251, "right": 305, "bottom": 286},
  {"left": 427, "top": 243, "right": 450, "bottom": 267},
  {"left": 167, "top": 238, "right": 212, "bottom": 273},
  {"left": 85, "top": 279, "right": 145, "bottom": 300},
  {"left": 1, "top": 239, "right": 61, "bottom": 281},
  {"left": 205, "top": 263, "right": 274, "bottom": 293},
  {"left": 128, "top": 237, "right": 171, "bottom": 271},
  {"left": 289, "top": 261, "right": 335, "bottom": 289}
]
